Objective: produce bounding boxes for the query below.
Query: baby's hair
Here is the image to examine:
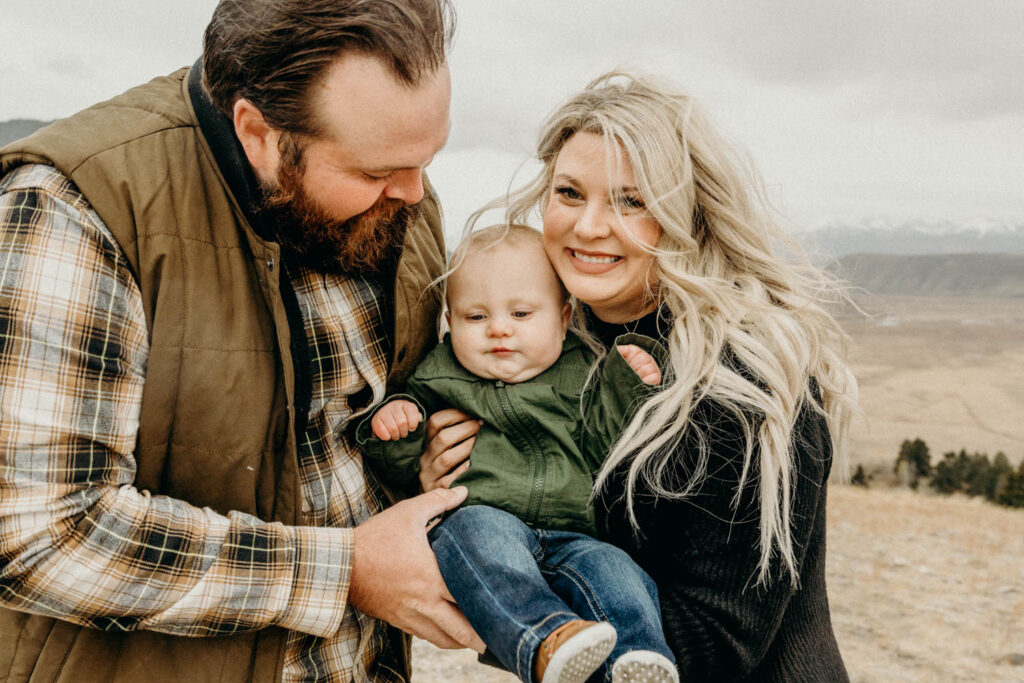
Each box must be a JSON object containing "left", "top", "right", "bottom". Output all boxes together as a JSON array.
[{"left": 442, "top": 223, "right": 568, "bottom": 303}]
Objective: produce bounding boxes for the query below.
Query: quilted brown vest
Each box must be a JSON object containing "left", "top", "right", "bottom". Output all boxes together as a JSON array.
[{"left": 0, "top": 68, "right": 444, "bottom": 682}]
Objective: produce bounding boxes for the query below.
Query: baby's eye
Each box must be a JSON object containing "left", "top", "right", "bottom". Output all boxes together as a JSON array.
[
  {"left": 554, "top": 185, "right": 582, "bottom": 201},
  {"left": 512, "top": 311, "right": 532, "bottom": 319},
  {"left": 466, "top": 314, "right": 486, "bottom": 322}
]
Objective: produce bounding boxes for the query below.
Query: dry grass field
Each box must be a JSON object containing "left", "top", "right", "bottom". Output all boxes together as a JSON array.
[
  {"left": 411, "top": 295, "right": 1024, "bottom": 681},
  {"left": 839, "top": 294, "right": 1024, "bottom": 474}
]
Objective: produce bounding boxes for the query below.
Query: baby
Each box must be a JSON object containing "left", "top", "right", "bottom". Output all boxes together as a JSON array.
[{"left": 357, "top": 225, "right": 678, "bottom": 683}]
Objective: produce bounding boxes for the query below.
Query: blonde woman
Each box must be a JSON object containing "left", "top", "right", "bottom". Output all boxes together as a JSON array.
[{"left": 421, "top": 71, "right": 857, "bottom": 681}]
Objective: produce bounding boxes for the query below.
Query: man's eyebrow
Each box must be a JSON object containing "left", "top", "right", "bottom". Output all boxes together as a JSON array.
[{"left": 363, "top": 125, "right": 451, "bottom": 174}]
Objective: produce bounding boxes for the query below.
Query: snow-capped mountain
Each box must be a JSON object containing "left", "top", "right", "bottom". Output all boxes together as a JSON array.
[{"left": 795, "top": 219, "right": 1024, "bottom": 258}]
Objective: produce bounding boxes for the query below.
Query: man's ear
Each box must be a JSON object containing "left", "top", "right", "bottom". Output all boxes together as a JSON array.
[{"left": 233, "top": 98, "right": 281, "bottom": 183}]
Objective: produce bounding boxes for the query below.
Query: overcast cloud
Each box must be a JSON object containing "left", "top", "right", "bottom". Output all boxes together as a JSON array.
[{"left": 1, "top": 1, "right": 1021, "bottom": 236}]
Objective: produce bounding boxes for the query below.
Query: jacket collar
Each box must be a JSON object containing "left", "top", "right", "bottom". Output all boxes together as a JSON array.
[{"left": 187, "top": 60, "right": 275, "bottom": 242}]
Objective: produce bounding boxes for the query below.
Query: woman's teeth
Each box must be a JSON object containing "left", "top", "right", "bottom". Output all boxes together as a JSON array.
[{"left": 572, "top": 250, "right": 619, "bottom": 264}]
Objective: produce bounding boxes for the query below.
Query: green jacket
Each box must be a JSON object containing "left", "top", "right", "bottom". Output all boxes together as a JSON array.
[{"left": 357, "top": 332, "right": 665, "bottom": 535}]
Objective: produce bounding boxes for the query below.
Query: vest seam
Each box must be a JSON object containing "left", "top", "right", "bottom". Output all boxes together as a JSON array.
[{"left": 64, "top": 122, "right": 198, "bottom": 178}]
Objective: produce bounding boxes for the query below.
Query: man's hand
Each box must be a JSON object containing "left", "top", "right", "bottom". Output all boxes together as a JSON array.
[
  {"left": 617, "top": 344, "right": 662, "bottom": 385},
  {"left": 348, "top": 486, "right": 486, "bottom": 653},
  {"left": 418, "top": 409, "right": 480, "bottom": 492},
  {"left": 371, "top": 399, "right": 423, "bottom": 441}
]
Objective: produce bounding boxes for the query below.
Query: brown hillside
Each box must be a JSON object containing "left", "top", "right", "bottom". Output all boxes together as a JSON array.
[{"left": 836, "top": 253, "right": 1024, "bottom": 298}]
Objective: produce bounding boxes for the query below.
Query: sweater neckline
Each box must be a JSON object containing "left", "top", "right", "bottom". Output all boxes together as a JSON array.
[{"left": 584, "top": 304, "right": 669, "bottom": 347}]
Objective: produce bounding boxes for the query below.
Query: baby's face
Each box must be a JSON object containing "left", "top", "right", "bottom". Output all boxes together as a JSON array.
[{"left": 446, "top": 241, "right": 570, "bottom": 384}]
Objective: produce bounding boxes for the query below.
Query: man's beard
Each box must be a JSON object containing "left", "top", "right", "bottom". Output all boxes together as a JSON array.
[{"left": 260, "top": 139, "right": 418, "bottom": 276}]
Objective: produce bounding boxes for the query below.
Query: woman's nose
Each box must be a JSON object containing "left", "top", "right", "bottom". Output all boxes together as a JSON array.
[{"left": 573, "top": 203, "right": 612, "bottom": 240}]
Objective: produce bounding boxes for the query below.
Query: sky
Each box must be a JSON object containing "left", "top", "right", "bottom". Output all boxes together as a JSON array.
[{"left": 2, "top": 1, "right": 1022, "bottom": 240}]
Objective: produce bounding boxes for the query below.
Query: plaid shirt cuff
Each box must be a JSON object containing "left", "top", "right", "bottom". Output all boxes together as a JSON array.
[{"left": 277, "top": 525, "right": 353, "bottom": 637}]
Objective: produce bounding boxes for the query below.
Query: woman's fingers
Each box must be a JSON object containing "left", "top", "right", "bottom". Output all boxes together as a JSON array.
[
  {"left": 420, "top": 437, "right": 475, "bottom": 491},
  {"left": 425, "top": 408, "right": 474, "bottom": 440},
  {"left": 435, "top": 460, "right": 472, "bottom": 490}
]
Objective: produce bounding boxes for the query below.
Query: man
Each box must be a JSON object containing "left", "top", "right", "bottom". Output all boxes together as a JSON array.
[{"left": 0, "top": 1, "right": 484, "bottom": 680}]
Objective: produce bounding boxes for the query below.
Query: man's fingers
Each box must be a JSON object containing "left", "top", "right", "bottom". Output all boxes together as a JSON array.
[
  {"left": 408, "top": 602, "right": 486, "bottom": 653},
  {"left": 423, "top": 602, "right": 486, "bottom": 653},
  {"left": 406, "top": 486, "right": 468, "bottom": 524}
]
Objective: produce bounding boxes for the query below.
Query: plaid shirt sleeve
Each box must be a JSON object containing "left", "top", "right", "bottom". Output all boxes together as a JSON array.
[{"left": 0, "top": 165, "right": 351, "bottom": 638}]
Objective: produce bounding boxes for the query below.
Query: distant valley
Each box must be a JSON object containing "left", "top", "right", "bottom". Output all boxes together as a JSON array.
[{"left": 835, "top": 253, "right": 1024, "bottom": 298}]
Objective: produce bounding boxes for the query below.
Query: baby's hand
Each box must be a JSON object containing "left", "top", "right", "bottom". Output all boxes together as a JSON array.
[
  {"left": 371, "top": 400, "right": 423, "bottom": 441},
  {"left": 617, "top": 344, "right": 662, "bottom": 385}
]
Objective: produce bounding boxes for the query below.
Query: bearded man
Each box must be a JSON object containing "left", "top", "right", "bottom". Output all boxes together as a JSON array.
[{"left": 0, "top": 1, "right": 486, "bottom": 681}]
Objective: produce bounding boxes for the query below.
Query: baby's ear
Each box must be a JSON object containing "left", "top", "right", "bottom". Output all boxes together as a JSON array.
[{"left": 445, "top": 310, "right": 451, "bottom": 327}]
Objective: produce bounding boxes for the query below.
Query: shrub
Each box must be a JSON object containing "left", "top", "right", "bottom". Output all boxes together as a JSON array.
[
  {"left": 895, "top": 438, "right": 931, "bottom": 489},
  {"left": 999, "top": 460, "right": 1024, "bottom": 508}
]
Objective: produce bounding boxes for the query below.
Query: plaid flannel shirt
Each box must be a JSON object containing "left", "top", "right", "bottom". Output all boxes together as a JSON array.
[{"left": 0, "top": 164, "right": 402, "bottom": 682}]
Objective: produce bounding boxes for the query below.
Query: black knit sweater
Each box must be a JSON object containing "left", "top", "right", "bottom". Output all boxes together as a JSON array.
[{"left": 589, "top": 309, "right": 848, "bottom": 682}]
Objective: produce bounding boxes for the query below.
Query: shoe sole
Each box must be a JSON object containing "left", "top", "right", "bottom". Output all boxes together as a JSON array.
[
  {"left": 611, "top": 650, "right": 679, "bottom": 683},
  {"left": 541, "top": 622, "right": 617, "bottom": 683}
]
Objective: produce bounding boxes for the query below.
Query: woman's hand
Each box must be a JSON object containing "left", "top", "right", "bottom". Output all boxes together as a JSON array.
[{"left": 418, "top": 408, "right": 481, "bottom": 492}]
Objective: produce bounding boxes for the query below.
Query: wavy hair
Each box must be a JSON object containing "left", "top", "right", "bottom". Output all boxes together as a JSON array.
[{"left": 496, "top": 71, "right": 858, "bottom": 586}]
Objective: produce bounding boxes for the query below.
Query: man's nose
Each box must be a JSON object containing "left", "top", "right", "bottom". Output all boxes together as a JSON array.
[{"left": 383, "top": 169, "right": 425, "bottom": 204}]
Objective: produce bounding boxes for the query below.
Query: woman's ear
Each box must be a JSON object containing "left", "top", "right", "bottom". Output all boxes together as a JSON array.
[
  {"left": 233, "top": 98, "right": 281, "bottom": 183},
  {"left": 560, "top": 301, "right": 572, "bottom": 338}
]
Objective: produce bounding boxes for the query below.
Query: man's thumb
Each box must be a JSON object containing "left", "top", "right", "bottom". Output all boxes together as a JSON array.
[{"left": 414, "top": 485, "right": 468, "bottom": 521}]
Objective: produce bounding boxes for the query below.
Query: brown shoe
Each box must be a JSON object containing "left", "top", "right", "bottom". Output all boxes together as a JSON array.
[{"left": 534, "top": 620, "right": 617, "bottom": 683}]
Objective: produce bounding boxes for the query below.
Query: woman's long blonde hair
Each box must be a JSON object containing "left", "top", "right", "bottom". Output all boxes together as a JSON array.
[{"left": 492, "top": 71, "right": 858, "bottom": 586}]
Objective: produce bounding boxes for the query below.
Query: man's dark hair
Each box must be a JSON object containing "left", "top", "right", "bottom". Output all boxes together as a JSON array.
[{"left": 202, "top": 0, "right": 454, "bottom": 136}]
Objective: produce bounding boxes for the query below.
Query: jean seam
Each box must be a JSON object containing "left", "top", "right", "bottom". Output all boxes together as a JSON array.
[
  {"left": 532, "top": 528, "right": 548, "bottom": 563},
  {"left": 542, "top": 562, "right": 612, "bottom": 624}
]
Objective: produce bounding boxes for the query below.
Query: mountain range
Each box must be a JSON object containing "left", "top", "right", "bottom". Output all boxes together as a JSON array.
[{"left": 796, "top": 218, "right": 1024, "bottom": 259}]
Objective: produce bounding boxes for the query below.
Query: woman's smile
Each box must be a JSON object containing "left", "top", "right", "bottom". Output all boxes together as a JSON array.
[{"left": 566, "top": 247, "right": 622, "bottom": 272}]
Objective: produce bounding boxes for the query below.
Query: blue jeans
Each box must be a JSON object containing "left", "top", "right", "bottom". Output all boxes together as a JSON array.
[{"left": 428, "top": 505, "right": 674, "bottom": 683}]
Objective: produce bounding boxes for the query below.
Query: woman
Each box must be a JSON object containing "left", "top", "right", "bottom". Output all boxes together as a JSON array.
[{"left": 422, "top": 71, "right": 858, "bottom": 681}]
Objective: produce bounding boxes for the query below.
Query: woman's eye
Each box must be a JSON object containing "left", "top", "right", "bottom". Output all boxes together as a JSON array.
[
  {"left": 363, "top": 172, "right": 393, "bottom": 182},
  {"left": 554, "top": 185, "right": 581, "bottom": 201},
  {"left": 618, "top": 194, "right": 646, "bottom": 211}
]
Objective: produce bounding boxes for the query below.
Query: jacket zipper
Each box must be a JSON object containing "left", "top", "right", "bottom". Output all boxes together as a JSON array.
[{"left": 495, "top": 380, "right": 546, "bottom": 525}]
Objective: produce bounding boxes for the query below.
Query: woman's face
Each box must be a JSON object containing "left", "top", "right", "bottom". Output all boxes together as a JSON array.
[{"left": 542, "top": 132, "right": 662, "bottom": 323}]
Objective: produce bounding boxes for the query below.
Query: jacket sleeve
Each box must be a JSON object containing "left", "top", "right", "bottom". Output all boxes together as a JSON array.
[
  {"left": 600, "top": 397, "right": 835, "bottom": 680},
  {"left": 353, "top": 392, "right": 431, "bottom": 488},
  {"left": 0, "top": 172, "right": 348, "bottom": 639},
  {"left": 579, "top": 332, "right": 668, "bottom": 470}
]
